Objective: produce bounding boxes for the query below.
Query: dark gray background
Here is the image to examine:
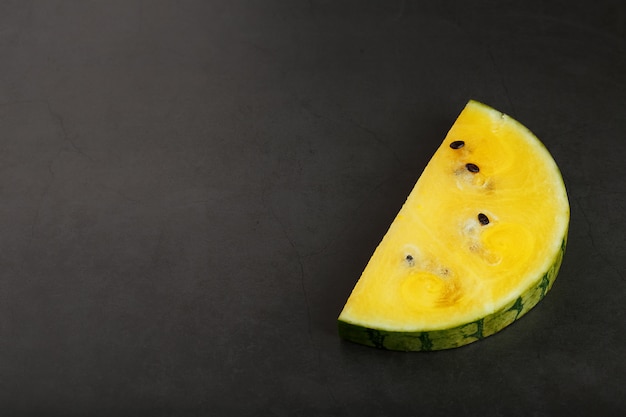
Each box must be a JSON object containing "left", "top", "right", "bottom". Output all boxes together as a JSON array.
[{"left": 0, "top": 1, "right": 624, "bottom": 416}]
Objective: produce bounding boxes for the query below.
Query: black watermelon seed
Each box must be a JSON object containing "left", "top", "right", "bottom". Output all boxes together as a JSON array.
[
  {"left": 406, "top": 254, "right": 414, "bottom": 261},
  {"left": 466, "top": 163, "right": 480, "bottom": 173},
  {"left": 450, "top": 140, "right": 465, "bottom": 149},
  {"left": 478, "top": 213, "right": 490, "bottom": 225}
]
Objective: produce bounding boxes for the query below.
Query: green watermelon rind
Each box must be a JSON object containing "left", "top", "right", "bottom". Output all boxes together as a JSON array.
[{"left": 337, "top": 236, "right": 567, "bottom": 351}]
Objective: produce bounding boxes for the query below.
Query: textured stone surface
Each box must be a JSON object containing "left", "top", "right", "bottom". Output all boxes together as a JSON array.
[{"left": 0, "top": 1, "right": 624, "bottom": 415}]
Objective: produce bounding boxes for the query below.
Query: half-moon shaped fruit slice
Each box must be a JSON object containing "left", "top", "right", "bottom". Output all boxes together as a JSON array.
[{"left": 338, "top": 100, "right": 569, "bottom": 351}]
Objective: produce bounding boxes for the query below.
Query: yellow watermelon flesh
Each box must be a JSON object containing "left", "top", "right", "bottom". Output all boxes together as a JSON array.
[{"left": 338, "top": 100, "right": 570, "bottom": 351}]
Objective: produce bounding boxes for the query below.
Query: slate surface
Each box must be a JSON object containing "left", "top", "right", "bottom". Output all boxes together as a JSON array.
[{"left": 0, "top": 1, "right": 624, "bottom": 416}]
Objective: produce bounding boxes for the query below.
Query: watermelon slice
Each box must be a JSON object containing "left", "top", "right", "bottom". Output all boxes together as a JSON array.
[{"left": 338, "top": 100, "right": 569, "bottom": 351}]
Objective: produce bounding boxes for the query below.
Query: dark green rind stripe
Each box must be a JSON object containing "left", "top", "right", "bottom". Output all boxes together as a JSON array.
[{"left": 338, "top": 236, "right": 567, "bottom": 351}]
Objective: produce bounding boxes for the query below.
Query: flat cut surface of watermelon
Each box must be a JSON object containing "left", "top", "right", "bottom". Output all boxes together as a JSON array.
[{"left": 338, "top": 100, "right": 570, "bottom": 351}]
